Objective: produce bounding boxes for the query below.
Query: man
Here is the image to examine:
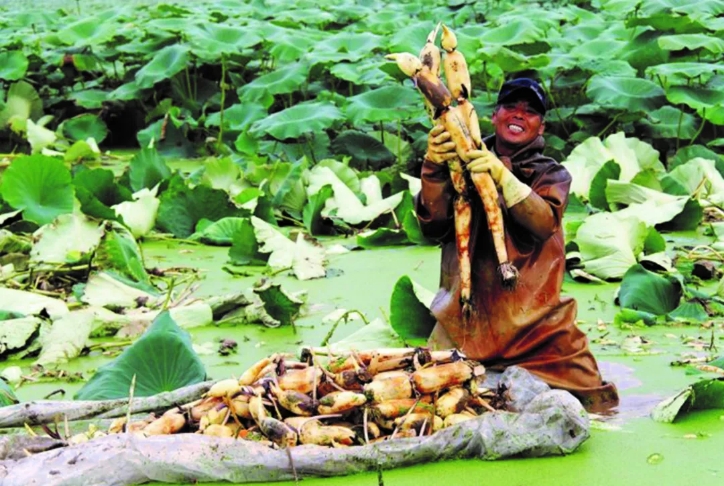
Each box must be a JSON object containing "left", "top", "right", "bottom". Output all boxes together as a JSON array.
[{"left": 414, "top": 78, "right": 619, "bottom": 412}]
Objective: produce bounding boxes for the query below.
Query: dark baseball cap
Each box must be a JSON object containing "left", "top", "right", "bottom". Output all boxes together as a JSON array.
[{"left": 496, "top": 78, "right": 547, "bottom": 116}]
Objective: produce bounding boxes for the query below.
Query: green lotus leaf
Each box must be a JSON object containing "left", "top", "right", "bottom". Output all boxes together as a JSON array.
[
  {"left": 95, "top": 222, "right": 150, "bottom": 285},
  {"left": 570, "top": 39, "right": 626, "bottom": 60},
  {"left": 135, "top": 44, "right": 190, "bottom": 89},
  {"left": 479, "top": 17, "right": 544, "bottom": 46},
  {"left": 303, "top": 185, "right": 334, "bottom": 236},
  {"left": 56, "top": 15, "right": 118, "bottom": 46},
  {"left": 331, "top": 130, "right": 395, "bottom": 171},
  {"left": 187, "top": 23, "right": 263, "bottom": 59},
  {"left": 575, "top": 212, "right": 649, "bottom": 280},
  {"left": 666, "top": 86, "right": 724, "bottom": 111},
  {"left": 156, "top": 174, "right": 247, "bottom": 238},
  {"left": 62, "top": 114, "right": 108, "bottom": 144},
  {"left": 647, "top": 63, "right": 723, "bottom": 85},
  {"left": 249, "top": 101, "right": 343, "bottom": 141},
  {"left": 69, "top": 89, "right": 109, "bottom": 109},
  {"left": 0, "top": 51, "right": 28, "bottom": 81},
  {"left": 30, "top": 212, "right": 103, "bottom": 265},
  {"left": 587, "top": 75, "right": 665, "bottom": 112},
  {"left": 639, "top": 106, "right": 698, "bottom": 139},
  {"left": 191, "top": 217, "right": 247, "bottom": 246},
  {"left": 389, "top": 275, "right": 436, "bottom": 345},
  {"left": 618, "top": 264, "right": 682, "bottom": 316},
  {"left": 74, "top": 168, "right": 132, "bottom": 221},
  {"left": 0, "top": 81, "right": 42, "bottom": 127},
  {"left": 238, "top": 63, "right": 310, "bottom": 103},
  {"left": 128, "top": 147, "right": 172, "bottom": 193},
  {"left": 314, "top": 31, "right": 383, "bottom": 63},
  {"left": 623, "top": 30, "right": 670, "bottom": 72},
  {"left": 228, "top": 218, "right": 268, "bottom": 266},
  {"left": 330, "top": 59, "right": 394, "bottom": 86},
  {"left": 205, "top": 103, "right": 267, "bottom": 132},
  {"left": 605, "top": 181, "right": 691, "bottom": 226},
  {"left": 74, "top": 311, "right": 206, "bottom": 400},
  {"left": 386, "top": 22, "right": 436, "bottom": 54},
  {"left": 652, "top": 378, "right": 724, "bottom": 424},
  {"left": 0, "top": 155, "right": 74, "bottom": 226},
  {"left": 343, "top": 85, "right": 421, "bottom": 125},
  {"left": 658, "top": 34, "right": 724, "bottom": 55},
  {"left": 588, "top": 160, "right": 621, "bottom": 211}
]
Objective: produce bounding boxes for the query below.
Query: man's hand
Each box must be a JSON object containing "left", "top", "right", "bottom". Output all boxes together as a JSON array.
[
  {"left": 466, "top": 147, "right": 532, "bottom": 208},
  {"left": 466, "top": 148, "right": 507, "bottom": 185},
  {"left": 425, "top": 124, "right": 458, "bottom": 165}
]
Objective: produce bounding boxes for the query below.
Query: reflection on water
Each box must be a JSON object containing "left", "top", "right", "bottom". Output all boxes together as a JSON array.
[{"left": 595, "top": 360, "right": 665, "bottom": 421}]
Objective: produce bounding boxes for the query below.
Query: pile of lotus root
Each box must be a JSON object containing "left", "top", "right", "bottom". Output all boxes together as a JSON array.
[{"left": 97, "top": 348, "right": 506, "bottom": 448}]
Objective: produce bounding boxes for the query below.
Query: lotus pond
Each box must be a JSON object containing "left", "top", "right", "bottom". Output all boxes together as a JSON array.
[{"left": 0, "top": 0, "right": 723, "bottom": 484}]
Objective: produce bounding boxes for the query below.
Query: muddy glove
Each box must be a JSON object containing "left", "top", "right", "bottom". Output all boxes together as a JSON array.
[
  {"left": 425, "top": 124, "right": 458, "bottom": 165},
  {"left": 466, "top": 148, "right": 532, "bottom": 208}
]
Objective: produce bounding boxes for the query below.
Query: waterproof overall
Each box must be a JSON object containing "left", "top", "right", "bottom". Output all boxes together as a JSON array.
[{"left": 414, "top": 135, "right": 619, "bottom": 412}]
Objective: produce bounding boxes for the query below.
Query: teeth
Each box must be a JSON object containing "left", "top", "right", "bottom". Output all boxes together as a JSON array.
[{"left": 508, "top": 124, "right": 523, "bottom": 133}]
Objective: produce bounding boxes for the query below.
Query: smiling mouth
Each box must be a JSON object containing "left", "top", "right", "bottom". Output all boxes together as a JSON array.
[{"left": 508, "top": 124, "right": 524, "bottom": 133}]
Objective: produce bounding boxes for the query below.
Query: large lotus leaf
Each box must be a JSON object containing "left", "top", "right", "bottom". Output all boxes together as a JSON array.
[
  {"left": 191, "top": 217, "right": 247, "bottom": 246},
  {"left": 30, "top": 212, "right": 104, "bottom": 264},
  {"left": 238, "top": 63, "right": 310, "bottom": 103},
  {"left": 205, "top": 103, "right": 267, "bottom": 132},
  {"left": 135, "top": 44, "right": 190, "bottom": 89},
  {"left": 389, "top": 275, "right": 436, "bottom": 345},
  {"left": 0, "top": 81, "right": 42, "bottom": 127},
  {"left": 250, "top": 102, "right": 343, "bottom": 141},
  {"left": 56, "top": 15, "right": 118, "bottom": 46},
  {"left": 157, "top": 175, "right": 248, "bottom": 238},
  {"left": 569, "top": 38, "right": 626, "bottom": 60},
  {"left": 658, "top": 34, "right": 724, "bottom": 55},
  {"left": 95, "top": 222, "right": 150, "bottom": 285},
  {"left": 330, "top": 59, "right": 394, "bottom": 87},
  {"left": 606, "top": 181, "right": 690, "bottom": 226},
  {"left": 588, "top": 160, "right": 621, "bottom": 211},
  {"left": 74, "top": 168, "right": 132, "bottom": 221},
  {"left": 0, "top": 155, "right": 74, "bottom": 226},
  {"left": 112, "top": 187, "right": 161, "bottom": 239},
  {"left": 199, "top": 156, "right": 241, "bottom": 194},
  {"left": 666, "top": 86, "right": 724, "bottom": 112},
  {"left": 251, "top": 217, "right": 326, "bottom": 280},
  {"left": 331, "top": 130, "right": 395, "bottom": 171},
  {"left": 587, "top": 75, "right": 665, "bottom": 112},
  {"left": 479, "top": 17, "right": 545, "bottom": 46},
  {"left": 228, "top": 218, "right": 268, "bottom": 266},
  {"left": 667, "top": 158, "right": 724, "bottom": 205},
  {"left": 187, "top": 23, "right": 263, "bottom": 59},
  {"left": 378, "top": 18, "right": 429, "bottom": 51},
  {"left": 269, "top": 34, "right": 315, "bottom": 63},
  {"left": 618, "top": 264, "right": 682, "bottom": 316},
  {"left": 74, "top": 311, "right": 206, "bottom": 400},
  {"left": 575, "top": 212, "right": 650, "bottom": 280},
  {"left": 35, "top": 308, "right": 96, "bottom": 366},
  {"left": 314, "top": 31, "right": 383, "bottom": 62},
  {"left": 269, "top": 159, "right": 306, "bottom": 216},
  {"left": 0, "top": 51, "right": 28, "bottom": 81},
  {"left": 0, "top": 288, "right": 68, "bottom": 319},
  {"left": 646, "top": 62, "right": 723, "bottom": 85},
  {"left": 69, "top": 90, "right": 109, "bottom": 109},
  {"left": 478, "top": 46, "right": 550, "bottom": 73},
  {"left": 343, "top": 85, "right": 421, "bottom": 125},
  {"left": 603, "top": 131, "right": 664, "bottom": 182},
  {"left": 128, "top": 147, "right": 172, "bottom": 193},
  {"left": 560, "top": 137, "right": 610, "bottom": 199},
  {"left": 639, "top": 106, "right": 698, "bottom": 139},
  {"left": 652, "top": 378, "right": 724, "bottom": 423},
  {"left": 310, "top": 159, "right": 361, "bottom": 195},
  {"left": 303, "top": 184, "right": 335, "bottom": 236},
  {"left": 307, "top": 167, "right": 403, "bottom": 225},
  {"left": 62, "top": 114, "right": 108, "bottom": 144}
]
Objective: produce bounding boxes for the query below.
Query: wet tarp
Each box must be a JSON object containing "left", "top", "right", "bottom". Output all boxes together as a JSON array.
[{"left": 0, "top": 367, "right": 590, "bottom": 486}]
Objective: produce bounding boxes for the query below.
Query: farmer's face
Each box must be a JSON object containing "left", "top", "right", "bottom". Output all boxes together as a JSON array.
[{"left": 492, "top": 99, "right": 544, "bottom": 153}]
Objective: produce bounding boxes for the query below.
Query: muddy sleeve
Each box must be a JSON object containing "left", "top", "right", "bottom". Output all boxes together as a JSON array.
[
  {"left": 508, "top": 163, "right": 571, "bottom": 241},
  {"left": 414, "top": 159, "right": 456, "bottom": 241}
]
